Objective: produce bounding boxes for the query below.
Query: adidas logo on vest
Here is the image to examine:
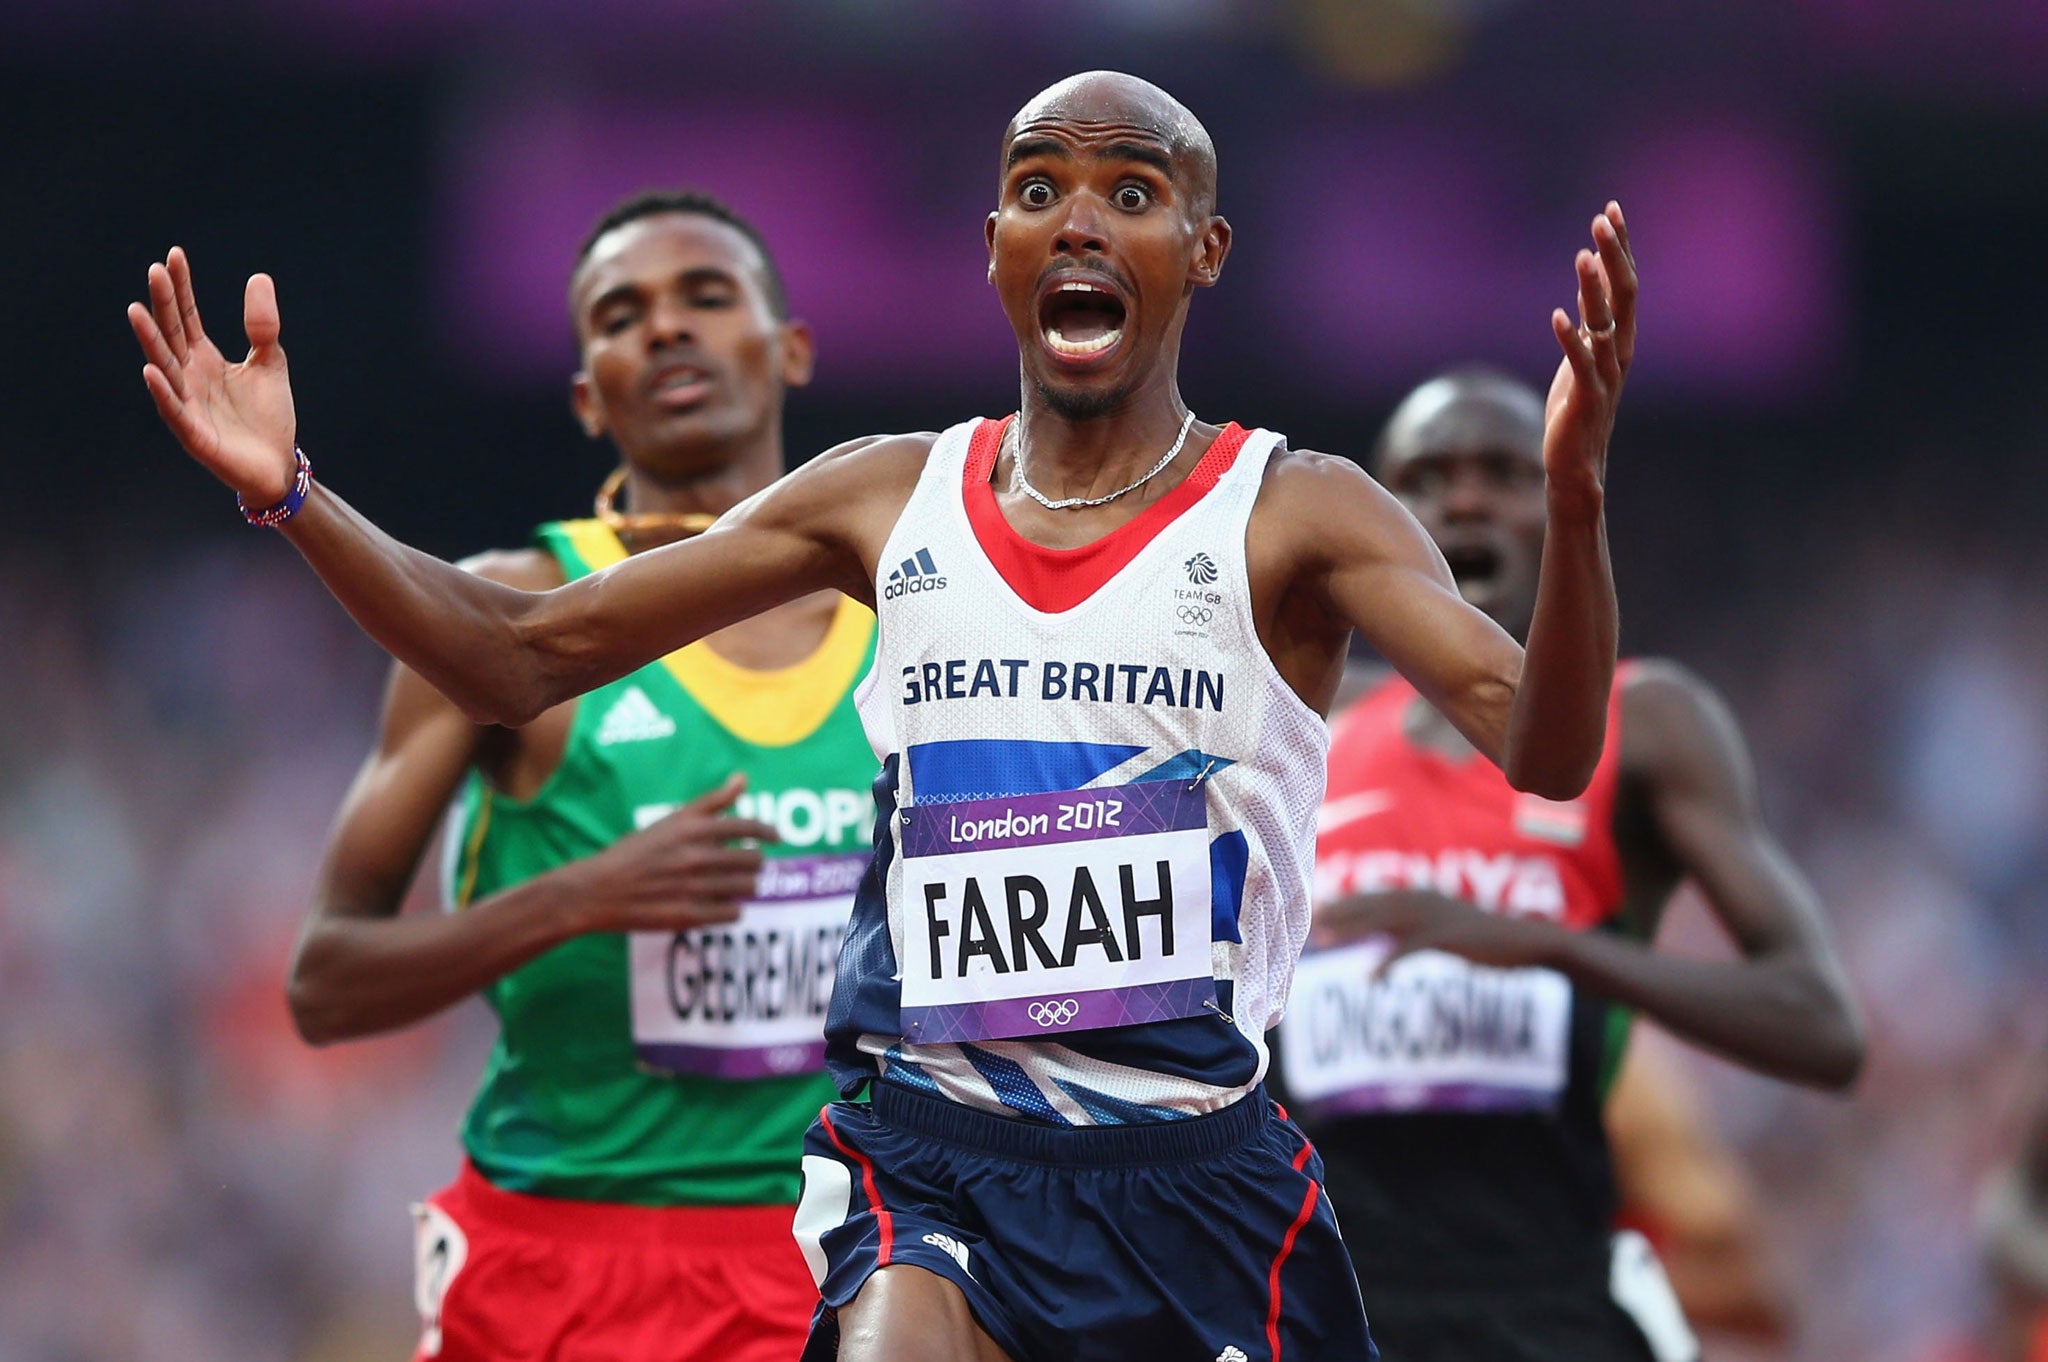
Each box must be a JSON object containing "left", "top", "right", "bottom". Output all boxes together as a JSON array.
[
  {"left": 596, "top": 686, "right": 677, "bottom": 745},
  {"left": 884, "top": 547, "right": 946, "bottom": 600}
]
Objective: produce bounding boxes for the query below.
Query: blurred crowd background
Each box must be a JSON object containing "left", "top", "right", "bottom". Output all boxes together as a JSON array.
[{"left": 3, "top": 1, "right": 2045, "bottom": 1359}]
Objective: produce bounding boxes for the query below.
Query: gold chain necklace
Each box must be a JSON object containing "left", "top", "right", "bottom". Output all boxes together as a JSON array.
[{"left": 593, "top": 467, "right": 719, "bottom": 541}]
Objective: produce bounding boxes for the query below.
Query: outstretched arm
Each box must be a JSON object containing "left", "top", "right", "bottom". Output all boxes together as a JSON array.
[
  {"left": 1316, "top": 663, "right": 1866, "bottom": 1089},
  {"left": 128, "top": 249, "right": 893, "bottom": 725},
  {"left": 1299, "top": 205, "right": 1633, "bottom": 797},
  {"left": 1513, "top": 201, "right": 1634, "bottom": 795},
  {"left": 289, "top": 646, "right": 775, "bottom": 1045}
]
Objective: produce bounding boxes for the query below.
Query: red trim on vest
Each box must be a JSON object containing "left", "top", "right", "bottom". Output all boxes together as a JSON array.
[
  {"left": 819, "top": 1108, "right": 892, "bottom": 1267},
  {"left": 1264, "top": 1133, "right": 1322, "bottom": 1362},
  {"left": 961, "top": 415, "right": 1252, "bottom": 614}
]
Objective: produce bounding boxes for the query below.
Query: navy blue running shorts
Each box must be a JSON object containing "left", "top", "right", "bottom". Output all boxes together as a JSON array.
[{"left": 792, "top": 1083, "right": 1377, "bottom": 1362}]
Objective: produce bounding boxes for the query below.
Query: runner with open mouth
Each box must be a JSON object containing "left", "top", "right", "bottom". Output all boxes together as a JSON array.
[
  {"left": 1440, "top": 541, "right": 1504, "bottom": 595},
  {"left": 647, "top": 358, "right": 715, "bottom": 410},
  {"left": 1038, "top": 277, "right": 1128, "bottom": 361}
]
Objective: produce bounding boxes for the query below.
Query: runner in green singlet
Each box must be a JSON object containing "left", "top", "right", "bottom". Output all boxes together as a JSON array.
[{"left": 283, "top": 190, "right": 876, "bottom": 1362}]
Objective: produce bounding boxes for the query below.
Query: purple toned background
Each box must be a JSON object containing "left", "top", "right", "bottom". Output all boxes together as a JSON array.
[
  {"left": 5, "top": 2, "right": 2048, "bottom": 1361},
  {"left": 429, "top": 86, "right": 1848, "bottom": 404}
]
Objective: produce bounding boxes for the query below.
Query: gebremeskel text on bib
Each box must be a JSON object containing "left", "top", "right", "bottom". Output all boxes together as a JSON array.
[{"left": 630, "top": 848, "right": 865, "bottom": 1078}]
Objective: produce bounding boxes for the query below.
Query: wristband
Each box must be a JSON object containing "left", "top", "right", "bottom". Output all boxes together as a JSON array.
[{"left": 239, "top": 447, "right": 312, "bottom": 527}]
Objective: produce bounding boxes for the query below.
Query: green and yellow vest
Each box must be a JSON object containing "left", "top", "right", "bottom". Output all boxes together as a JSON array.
[{"left": 446, "top": 519, "right": 878, "bottom": 1206}]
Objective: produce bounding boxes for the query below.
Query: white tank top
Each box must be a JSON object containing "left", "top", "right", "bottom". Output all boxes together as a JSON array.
[{"left": 828, "top": 415, "right": 1330, "bottom": 1125}]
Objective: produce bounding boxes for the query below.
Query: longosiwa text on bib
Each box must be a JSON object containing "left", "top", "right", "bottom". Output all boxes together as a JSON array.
[{"left": 829, "top": 416, "right": 1330, "bottom": 1126}]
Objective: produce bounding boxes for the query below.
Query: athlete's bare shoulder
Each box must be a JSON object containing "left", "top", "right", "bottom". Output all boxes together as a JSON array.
[
  {"left": 1259, "top": 443, "right": 1374, "bottom": 488},
  {"left": 1620, "top": 658, "right": 1731, "bottom": 731},
  {"left": 1251, "top": 445, "right": 1427, "bottom": 564},
  {"left": 1618, "top": 658, "right": 1753, "bottom": 788},
  {"left": 1257, "top": 444, "right": 1386, "bottom": 503},
  {"left": 814, "top": 430, "right": 943, "bottom": 465},
  {"left": 739, "top": 431, "right": 943, "bottom": 577},
  {"left": 799, "top": 431, "right": 941, "bottom": 485},
  {"left": 1244, "top": 445, "right": 1455, "bottom": 638},
  {"left": 748, "top": 431, "right": 939, "bottom": 523}
]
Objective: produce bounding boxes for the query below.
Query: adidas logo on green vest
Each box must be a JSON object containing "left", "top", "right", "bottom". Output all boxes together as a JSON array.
[{"left": 596, "top": 686, "right": 678, "bottom": 745}]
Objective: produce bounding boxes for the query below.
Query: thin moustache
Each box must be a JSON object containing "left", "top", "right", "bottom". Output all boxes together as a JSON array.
[{"left": 1034, "top": 260, "right": 1132, "bottom": 304}]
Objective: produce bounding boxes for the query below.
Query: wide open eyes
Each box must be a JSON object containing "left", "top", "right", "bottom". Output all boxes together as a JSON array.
[{"left": 1015, "top": 178, "right": 1155, "bottom": 212}]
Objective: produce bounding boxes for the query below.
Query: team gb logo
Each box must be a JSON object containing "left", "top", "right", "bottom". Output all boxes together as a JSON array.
[{"left": 1184, "top": 552, "right": 1218, "bottom": 585}]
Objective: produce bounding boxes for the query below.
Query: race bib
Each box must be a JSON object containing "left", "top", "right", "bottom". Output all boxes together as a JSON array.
[
  {"left": 1280, "top": 939, "right": 1571, "bottom": 1114},
  {"left": 899, "top": 780, "right": 1217, "bottom": 1043},
  {"left": 629, "top": 852, "right": 862, "bottom": 1078}
]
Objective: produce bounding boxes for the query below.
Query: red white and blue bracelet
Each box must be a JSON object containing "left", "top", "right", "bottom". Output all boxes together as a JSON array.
[{"left": 238, "top": 447, "right": 312, "bottom": 527}]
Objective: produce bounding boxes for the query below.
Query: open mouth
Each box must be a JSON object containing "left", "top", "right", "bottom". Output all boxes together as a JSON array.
[
  {"left": 1441, "top": 543, "right": 1503, "bottom": 592},
  {"left": 647, "top": 362, "right": 714, "bottom": 409},
  {"left": 1038, "top": 280, "right": 1128, "bottom": 360}
]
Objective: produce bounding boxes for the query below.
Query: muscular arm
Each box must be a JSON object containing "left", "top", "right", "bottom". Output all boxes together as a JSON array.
[
  {"left": 1502, "top": 205, "right": 1635, "bottom": 793},
  {"left": 287, "top": 561, "right": 774, "bottom": 1045},
  {"left": 1267, "top": 452, "right": 1613, "bottom": 799},
  {"left": 289, "top": 658, "right": 546, "bottom": 1043},
  {"left": 1273, "top": 454, "right": 1524, "bottom": 747},
  {"left": 1506, "top": 482, "right": 1616, "bottom": 798},
  {"left": 1551, "top": 662, "right": 1866, "bottom": 1087},
  {"left": 1275, "top": 207, "right": 1631, "bottom": 797},
  {"left": 128, "top": 249, "right": 907, "bottom": 726},
  {"left": 274, "top": 451, "right": 881, "bottom": 725}
]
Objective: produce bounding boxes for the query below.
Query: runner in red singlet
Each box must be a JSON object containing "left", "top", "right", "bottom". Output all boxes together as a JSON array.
[{"left": 1273, "top": 368, "right": 1865, "bottom": 1362}]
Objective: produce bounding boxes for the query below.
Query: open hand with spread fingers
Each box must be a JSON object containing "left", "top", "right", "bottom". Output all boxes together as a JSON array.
[
  {"left": 127, "top": 247, "right": 300, "bottom": 507},
  {"left": 1542, "top": 201, "right": 1638, "bottom": 513}
]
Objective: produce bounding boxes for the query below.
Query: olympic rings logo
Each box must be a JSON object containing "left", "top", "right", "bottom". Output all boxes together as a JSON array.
[
  {"left": 1176, "top": 605, "right": 1213, "bottom": 625},
  {"left": 1027, "top": 998, "right": 1081, "bottom": 1027}
]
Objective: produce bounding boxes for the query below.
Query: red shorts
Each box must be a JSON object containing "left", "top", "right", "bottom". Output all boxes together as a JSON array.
[{"left": 411, "top": 1161, "right": 817, "bottom": 1362}]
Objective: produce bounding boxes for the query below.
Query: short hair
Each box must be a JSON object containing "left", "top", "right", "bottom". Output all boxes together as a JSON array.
[
  {"left": 1372, "top": 364, "right": 1543, "bottom": 470},
  {"left": 572, "top": 189, "right": 789, "bottom": 319}
]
